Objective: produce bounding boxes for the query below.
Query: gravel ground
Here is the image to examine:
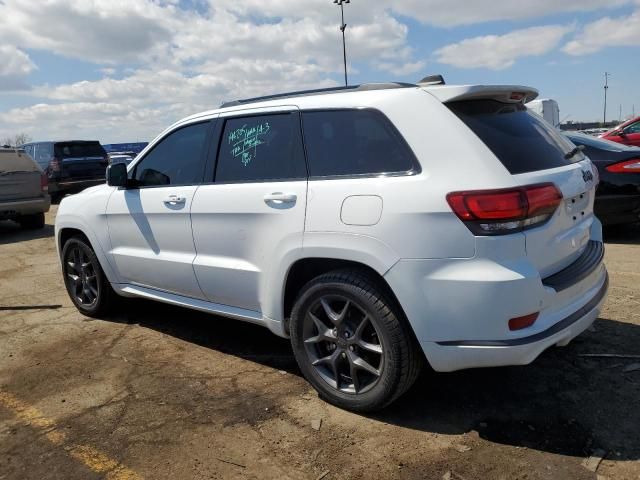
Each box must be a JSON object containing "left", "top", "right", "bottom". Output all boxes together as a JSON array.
[{"left": 1, "top": 206, "right": 639, "bottom": 480}]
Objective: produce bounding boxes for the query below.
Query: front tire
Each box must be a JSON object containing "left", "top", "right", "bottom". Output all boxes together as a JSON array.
[
  {"left": 61, "top": 236, "right": 116, "bottom": 318},
  {"left": 290, "top": 269, "right": 423, "bottom": 412}
]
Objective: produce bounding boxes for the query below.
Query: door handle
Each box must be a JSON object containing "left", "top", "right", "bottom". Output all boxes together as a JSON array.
[
  {"left": 264, "top": 192, "right": 297, "bottom": 204},
  {"left": 163, "top": 194, "right": 186, "bottom": 205}
]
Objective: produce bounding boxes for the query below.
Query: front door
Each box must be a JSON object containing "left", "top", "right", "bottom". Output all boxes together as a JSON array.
[
  {"left": 190, "top": 109, "right": 308, "bottom": 312},
  {"left": 106, "top": 121, "right": 212, "bottom": 298}
]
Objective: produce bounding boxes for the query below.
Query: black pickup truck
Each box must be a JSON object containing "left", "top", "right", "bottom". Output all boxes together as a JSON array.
[{"left": 21, "top": 140, "right": 108, "bottom": 202}]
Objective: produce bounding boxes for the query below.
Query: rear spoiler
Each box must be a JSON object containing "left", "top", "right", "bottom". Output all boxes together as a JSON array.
[{"left": 422, "top": 84, "right": 539, "bottom": 104}]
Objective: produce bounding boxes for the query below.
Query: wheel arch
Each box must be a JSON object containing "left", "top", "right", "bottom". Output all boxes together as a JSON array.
[
  {"left": 56, "top": 223, "right": 119, "bottom": 284},
  {"left": 281, "top": 257, "right": 408, "bottom": 337}
]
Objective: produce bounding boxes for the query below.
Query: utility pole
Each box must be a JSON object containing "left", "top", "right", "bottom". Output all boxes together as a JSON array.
[
  {"left": 333, "top": 0, "right": 350, "bottom": 87},
  {"left": 619, "top": 104, "right": 622, "bottom": 122},
  {"left": 603, "top": 72, "right": 610, "bottom": 125}
]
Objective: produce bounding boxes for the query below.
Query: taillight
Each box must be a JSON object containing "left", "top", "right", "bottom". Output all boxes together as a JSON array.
[
  {"left": 40, "top": 174, "right": 48, "bottom": 192},
  {"left": 605, "top": 158, "right": 640, "bottom": 173},
  {"left": 446, "top": 183, "right": 563, "bottom": 235},
  {"left": 48, "top": 157, "right": 61, "bottom": 174}
]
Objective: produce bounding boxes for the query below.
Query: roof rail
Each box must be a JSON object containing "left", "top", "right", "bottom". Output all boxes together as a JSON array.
[{"left": 219, "top": 82, "right": 417, "bottom": 109}]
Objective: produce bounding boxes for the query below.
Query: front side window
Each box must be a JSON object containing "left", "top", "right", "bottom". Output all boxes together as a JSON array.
[
  {"left": 625, "top": 122, "right": 640, "bottom": 134},
  {"left": 134, "top": 122, "right": 209, "bottom": 187},
  {"left": 301, "top": 109, "right": 417, "bottom": 178},
  {"left": 215, "top": 113, "right": 306, "bottom": 183}
]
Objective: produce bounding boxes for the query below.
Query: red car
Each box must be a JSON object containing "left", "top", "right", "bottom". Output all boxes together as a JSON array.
[{"left": 600, "top": 116, "right": 640, "bottom": 147}]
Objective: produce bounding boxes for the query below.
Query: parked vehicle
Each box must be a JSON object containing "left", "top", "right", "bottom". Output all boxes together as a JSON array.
[
  {"left": 0, "top": 146, "right": 50, "bottom": 229},
  {"left": 565, "top": 132, "right": 640, "bottom": 225},
  {"left": 22, "top": 141, "right": 108, "bottom": 202},
  {"left": 526, "top": 98, "right": 560, "bottom": 127},
  {"left": 107, "top": 152, "right": 135, "bottom": 166},
  {"left": 600, "top": 116, "right": 640, "bottom": 147},
  {"left": 55, "top": 80, "right": 607, "bottom": 411}
]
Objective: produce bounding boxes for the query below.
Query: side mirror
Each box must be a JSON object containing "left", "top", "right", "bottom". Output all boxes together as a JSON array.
[
  {"left": 618, "top": 129, "right": 628, "bottom": 137},
  {"left": 107, "top": 162, "right": 128, "bottom": 187}
]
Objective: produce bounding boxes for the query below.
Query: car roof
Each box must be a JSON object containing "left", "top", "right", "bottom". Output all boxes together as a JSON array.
[{"left": 178, "top": 81, "right": 538, "bottom": 127}]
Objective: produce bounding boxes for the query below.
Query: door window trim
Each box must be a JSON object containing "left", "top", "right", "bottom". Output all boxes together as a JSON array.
[
  {"left": 300, "top": 107, "right": 422, "bottom": 181},
  {"left": 127, "top": 119, "right": 216, "bottom": 189}
]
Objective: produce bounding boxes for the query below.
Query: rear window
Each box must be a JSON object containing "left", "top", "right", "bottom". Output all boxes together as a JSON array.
[
  {"left": 448, "top": 100, "right": 583, "bottom": 174},
  {"left": 54, "top": 142, "right": 106, "bottom": 159}
]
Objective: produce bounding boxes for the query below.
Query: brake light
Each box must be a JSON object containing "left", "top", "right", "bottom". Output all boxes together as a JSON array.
[
  {"left": 48, "top": 157, "right": 61, "bottom": 173},
  {"left": 509, "top": 312, "right": 539, "bottom": 331},
  {"left": 40, "top": 174, "right": 48, "bottom": 192},
  {"left": 605, "top": 158, "right": 640, "bottom": 173},
  {"left": 447, "top": 183, "right": 563, "bottom": 235}
]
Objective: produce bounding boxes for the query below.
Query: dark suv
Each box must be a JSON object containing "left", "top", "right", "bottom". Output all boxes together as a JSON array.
[{"left": 22, "top": 141, "right": 108, "bottom": 202}]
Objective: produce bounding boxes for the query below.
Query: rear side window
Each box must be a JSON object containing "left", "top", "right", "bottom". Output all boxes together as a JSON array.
[
  {"left": 301, "top": 109, "right": 417, "bottom": 178},
  {"left": 215, "top": 113, "right": 306, "bottom": 183},
  {"left": 134, "top": 122, "right": 209, "bottom": 187},
  {"left": 54, "top": 142, "right": 106, "bottom": 159},
  {"left": 448, "top": 100, "right": 582, "bottom": 174},
  {"left": 34, "top": 143, "right": 53, "bottom": 168}
]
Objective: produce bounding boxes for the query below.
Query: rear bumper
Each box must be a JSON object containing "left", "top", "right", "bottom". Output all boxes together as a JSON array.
[
  {"left": 49, "top": 178, "right": 105, "bottom": 194},
  {"left": 0, "top": 196, "right": 51, "bottom": 218},
  {"left": 385, "top": 237, "right": 608, "bottom": 372},
  {"left": 423, "top": 273, "right": 607, "bottom": 371}
]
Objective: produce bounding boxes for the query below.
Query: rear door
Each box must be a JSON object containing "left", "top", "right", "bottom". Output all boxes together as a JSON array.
[
  {"left": 190, "top": 108, "right": 308, "bottom": 312},
  {"left": 54, "top": 141, "right": 108, "bottom": 180},
  {"left": 0, "top": 149, "right": 42, "bottom": 202},
  {"left": 106, "top": 121, "right": 212, "bottom": 298},
  {"left": 447, "top": 99, "right": 597, "bottom": 277}
]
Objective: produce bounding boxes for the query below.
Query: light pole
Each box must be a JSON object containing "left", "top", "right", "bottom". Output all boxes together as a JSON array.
[
  {"left": 333, "top": 0, "right": 350, "bottom": 87},
  {"left": 603, "top": 72, "right": 610, "bottom": 125}
]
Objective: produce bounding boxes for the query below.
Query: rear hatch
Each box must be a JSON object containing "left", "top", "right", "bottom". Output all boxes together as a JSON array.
[
  {"left": 438, "top": 88, "right": 596, "bottom": 278},
  {"left": 55, "top": 141, "right": 108, "bottom": 180},
  {"left": 0, "top": 149, "right": 43, "bottom": 202}
]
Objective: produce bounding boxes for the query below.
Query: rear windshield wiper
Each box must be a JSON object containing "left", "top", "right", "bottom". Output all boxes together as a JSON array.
[{"left": 565, "top": 145, "right": 585, "bottom": 160}]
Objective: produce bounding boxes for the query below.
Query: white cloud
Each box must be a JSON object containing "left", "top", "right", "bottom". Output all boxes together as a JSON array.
[
  {"left": 0, "top": 0, "right": 636, "bottom": 141},
  {"left": 390, "top": 0, "right": 633, "bottom": 26},
  {"left": 435, "top": 25, "right": 574, "bottom": 70},
  {"left": 0, "top": 45, "right": 36, "bottom": 90},
  {"left": 0, "top": 0, "right": 174, "bottom": 64},
  {"left": 563, "top": 10, "right": 640, "bottom": 55}
]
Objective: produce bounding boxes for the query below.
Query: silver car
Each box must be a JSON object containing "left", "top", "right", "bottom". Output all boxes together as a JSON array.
[{"left": 0, "top": 146, "right": 50, "bottom": 229}]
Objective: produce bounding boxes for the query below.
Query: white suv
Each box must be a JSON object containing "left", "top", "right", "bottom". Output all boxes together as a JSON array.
[{"left": 55, "top": 81, "right": 608, "bottom": 411}]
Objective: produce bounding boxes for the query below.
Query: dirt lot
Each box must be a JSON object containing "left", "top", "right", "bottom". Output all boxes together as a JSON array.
[{"left": 0, "top": 206, "right": 639, "bottom": 480}]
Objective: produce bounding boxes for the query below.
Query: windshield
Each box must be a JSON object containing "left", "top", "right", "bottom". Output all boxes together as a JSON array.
[
  {"left": 448, "top": 100, "right": 584, "bottom": 174},
  {"left": 54, "top": 142, "right": 106, "bottom": 158}
]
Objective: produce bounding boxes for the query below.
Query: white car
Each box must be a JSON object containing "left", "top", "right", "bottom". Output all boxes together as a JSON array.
[{"left": 55, "top": 80, "right": 607, "bottom": 411}]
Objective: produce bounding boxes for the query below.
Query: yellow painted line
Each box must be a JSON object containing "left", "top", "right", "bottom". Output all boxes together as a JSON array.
[{"left": 0, "top": 390, "right": 142, "bottom": 480}]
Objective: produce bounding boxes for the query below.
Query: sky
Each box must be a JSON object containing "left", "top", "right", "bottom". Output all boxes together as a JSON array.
[{"left": 0, "top": 0, "right": 639, "bottom": 143}]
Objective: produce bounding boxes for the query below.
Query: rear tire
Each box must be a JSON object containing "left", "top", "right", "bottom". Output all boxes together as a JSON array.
[
  {"left": 61, "top": 236, "right": 117, "bottom": 318},
  {"left": 290, "top": 269, "right": 423, "bottom": 412},
  {"left": 17, "top": 212, "right": 45, "bottom": 230}
]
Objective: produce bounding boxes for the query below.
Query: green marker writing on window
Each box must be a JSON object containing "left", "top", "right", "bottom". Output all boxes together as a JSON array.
[{"left": 228, "top": 122, "right": 271, "bottom": 166}]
